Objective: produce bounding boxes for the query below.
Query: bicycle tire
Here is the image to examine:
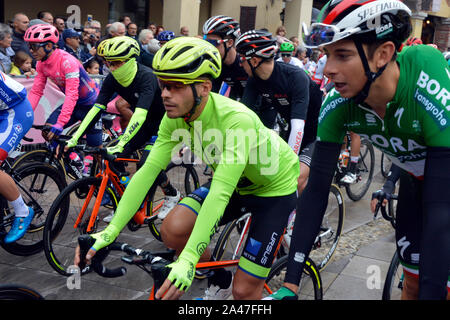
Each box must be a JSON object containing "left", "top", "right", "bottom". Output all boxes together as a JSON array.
[
  {"left": 0, "top": 284, "right": 44, "bottom": 300},
  {"left": 265, "top": 255, "right": 323, "bottom": 300},
  {"left": 211, "top": 213, "right": 251, "bottom": 262},
  {"left": 309, "top": 184, "right": 345, "bottom": 271},
  {"left": 144, "top": 162, "right": 200, "bottom": 240},
  {"left": 345, "top": 138, "right": 375, "bottom": 201},
  {"left": 11, "top": 148, "right": 67, "bottom": 180},
  {"left": 0, "top": 163, "right": 67, "bottom": 256},
  {"left": 43, "top": 177, "right": 119, "bottom": 276},
  {"left": 380, "top": 152, "right": 392, "bottom": 179},
  {"left": 382, "top": 251, "right": 403, "bottom": 300}
]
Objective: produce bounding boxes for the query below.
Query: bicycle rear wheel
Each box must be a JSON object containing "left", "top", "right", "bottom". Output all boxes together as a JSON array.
[
  {"left": 382, "top": 251, "right": 403, "bottom": 300},
  {"left": 11, "top": 149, "right": 66, "bottom": 180},
  {"left": 0, "top": 284, "right": 44, "bottom": 300},
  {"left": 380, "top": 152, "right": 392, "bottom": 179},
  {"left": 0, "top": 163, "right": 66, "bottom": 256},
  {"left": 145, "top": 162, "right": 200, "bottom": 241},
  {"left": 264, "top": 256, "right": 323, "bottom": 300},
  {"left": 43, "top": 177, "right": 119, "bottom": 276},
  {"left": 345, "top": 138, "right": 375, "bottom": 201},
  {"left": 309, "top": 184, "right": 345, "bottom": 271}
]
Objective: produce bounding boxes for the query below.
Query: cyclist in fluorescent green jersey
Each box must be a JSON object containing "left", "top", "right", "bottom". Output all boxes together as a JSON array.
[
  {"left": 74, "top": 36, "right": 300, "bottom": 300},
  {"left": 267, "top": 0, "right": 450, "bottom": 300}
]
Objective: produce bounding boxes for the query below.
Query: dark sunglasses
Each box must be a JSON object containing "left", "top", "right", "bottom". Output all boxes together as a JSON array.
[
  {"left": 28, "top": 42, "right": 48, "bottom": 51},
  {"left": 281, "top": 53, "right": 292, "bottom": 57},
  {"left": 105, "top": 60, "right": 125, "bottom": 68}
]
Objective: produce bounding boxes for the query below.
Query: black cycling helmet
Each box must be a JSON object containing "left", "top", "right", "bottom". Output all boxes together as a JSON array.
[
  {"left": 202, "top": 15, "right": 241, "bottom": 39},
  {"left": 235, "top": 29, "right": 278, "bottom": 60}
]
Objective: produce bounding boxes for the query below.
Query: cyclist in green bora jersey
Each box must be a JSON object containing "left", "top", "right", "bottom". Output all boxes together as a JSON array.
[{"left": 266, "top": 0, "right": 450, "bottom": 300}]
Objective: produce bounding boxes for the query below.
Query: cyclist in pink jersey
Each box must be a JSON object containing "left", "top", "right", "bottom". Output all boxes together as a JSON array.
[{"left": 25, "top": 24, "right": 102, "bottom": 146}]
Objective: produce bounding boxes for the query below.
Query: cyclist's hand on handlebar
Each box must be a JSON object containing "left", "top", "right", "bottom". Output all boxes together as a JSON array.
[
  {"left": 155, "top": 258, "right": 195, "bottom": 300},
  {"left": 64, "top": 138, "right": 78, "bottom": 152},
  {"left": 47, "top": 123, "right": 63, "bottom": 141},
  {"left": 74, "top": 226, "right": 120, "bottom": 267},
  {"left": 371, "top": 189, "right": 390, "bottom": 213},
  {"left": 106, "top": 144, "right": 124, "bottom": 155}
]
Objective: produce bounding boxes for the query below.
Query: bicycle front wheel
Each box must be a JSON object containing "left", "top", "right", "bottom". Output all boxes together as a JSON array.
[
  {"left": 382, "top": 251, "right": 403, "bottom": 300},
  {"left": 309, "top": 184, "right": 345, "bottom": 271},
  {"left": 43, "top": 177, "right": 119, "bottom": 276},
  {"left": 264, "top": 256, "right": 323, "bottom": 300},
  {"left": 345, "top": 138, "right": 375, "bottom": 201},
  {"left": 1, "top": 163, "right": 66, "bottom": 256}
]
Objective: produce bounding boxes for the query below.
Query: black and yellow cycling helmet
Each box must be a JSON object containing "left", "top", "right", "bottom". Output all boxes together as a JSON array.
[
  {"left": 152, "top": 36, "right": 221, "bottom": 81},
  {"left": 97, "top": 36, "right": 140, "bottom": 61}
]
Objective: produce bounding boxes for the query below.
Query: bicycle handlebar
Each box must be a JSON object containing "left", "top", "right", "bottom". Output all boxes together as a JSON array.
[
  {"left": 373, "top": 192, "right": 398, "bottom": 221},
  {"left": 77, "top": 235, "right": 174, "bottom": 288}
]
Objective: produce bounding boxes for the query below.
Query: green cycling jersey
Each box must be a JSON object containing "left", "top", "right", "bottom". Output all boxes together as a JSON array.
[
  {"left": 90, "top": 92, "right": 299, "bottom": 264},
  {"left": 318, "top": 45, "right": 450, "bottom": 177}
]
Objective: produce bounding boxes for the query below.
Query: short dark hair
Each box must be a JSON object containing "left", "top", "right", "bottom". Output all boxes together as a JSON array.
[{"left": 37, "top": 11, "right": 51, "bottom": 19}]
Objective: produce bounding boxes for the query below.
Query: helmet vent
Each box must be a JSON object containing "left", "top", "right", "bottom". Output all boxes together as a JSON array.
[{"left": 171, "top": 45, "right": 194, "bottom": 60}]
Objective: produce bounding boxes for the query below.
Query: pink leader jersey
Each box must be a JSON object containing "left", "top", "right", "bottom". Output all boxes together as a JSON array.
[{"left": 28, "top": 49, "right": 99, "bottom": 127}]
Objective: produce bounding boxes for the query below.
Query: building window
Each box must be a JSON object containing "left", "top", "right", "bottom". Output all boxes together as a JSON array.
[{"left": 240, "top": 6, "right": 256, "bottom": 33}]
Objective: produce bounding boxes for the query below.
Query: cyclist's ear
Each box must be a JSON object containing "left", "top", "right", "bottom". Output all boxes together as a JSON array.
[
  {"left": 369, "top": 41, "right": 396, "bottom": 69},
  {"left": 227, "top": 37, "right": 235, "bottom": 48},
  {"left": 197, "top": 80, "right": 212, "bottom": 98}
]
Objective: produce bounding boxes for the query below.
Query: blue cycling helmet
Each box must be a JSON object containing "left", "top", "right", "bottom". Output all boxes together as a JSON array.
[{"left": 157, "top": 31, "right": 175, "bottom": 42}]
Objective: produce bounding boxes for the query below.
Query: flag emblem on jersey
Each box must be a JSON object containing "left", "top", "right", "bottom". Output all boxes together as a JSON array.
[
  {"left": 245, "top": 237, "right": 262, "bottom": 256},
  {"left": 13, "top": 124, "right": 23, "bottom": 134},
  {"left": 219, "top": 81, "right": 231, "bottom": 97}
]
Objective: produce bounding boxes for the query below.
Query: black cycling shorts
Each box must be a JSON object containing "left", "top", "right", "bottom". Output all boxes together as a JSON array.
[{"left": 178, "top": 181, "right": 296, "bottom": 279}]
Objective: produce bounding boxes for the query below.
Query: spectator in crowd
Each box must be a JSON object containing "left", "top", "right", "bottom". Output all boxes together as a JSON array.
[
  {"left": 84, "top": 58, "right": 99, "bottom": 75},
  {"left": 80, "top": 27, "right": 98, "bottom": 56},
  {"left": 62, "top": 28, "right": 92, "bottom": 64},
  {"left": 119, "top": 15, "right": 132, "bottom": 27},
  {"left": 0, "top": 23, "right": 14, "bottom": 73},
  {"left": 10, "top": 51, "right": 36, "bottom": 76},
  {"left": 37, "top": 11, "right": 54, "bottom": 24},
  {"left": 148, "top": 22, "right": 157, "bottom": 35},
  {"left": 11, "top": 13, "right": 31, "bottom": 56},
  {"left": 29, "top": 19, "right": 47, "bottom": 27},
  {"left": 155, "top": 25, "right": 164, "bottom": 37},
  {"left": 126, "top": 22, "right": 138, "bottom": 40},
  {"left": 109, "top": 22, "right": 126, "bottom": 38},
  {"left": 275, "top": 25, "right": 289, "bottom": 46},
  {"left": 180, "top": 26, "right": 189, "bottom": 36},
  {"left": 86, "top": 19, "right": 102, "bottom": 41},
  {"left": 136, "top": 29, "right": 156, "bottom": 67},
  {"left": 54, "top": 16, "right": 66, "bottom": 48},
  {"left": 138, "top": 28, "right": 153, "bottom": 52},
  {"left": 289, "top": 36, "right": 299, "bottom": 56},
  {"left": 295, "top": 45, "right": 308, "bottom": 68},
  {"left": 139, "top": 29, "right": 160, "bottom": 54}
]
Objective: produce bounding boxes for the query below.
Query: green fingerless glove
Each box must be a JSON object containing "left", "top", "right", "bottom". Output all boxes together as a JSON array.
[
  {"left": 91, "top": 224, "right": 121, "bottom": 251},
  {"left": 106, "top": 144, "right": 124, "bottom": 155},
  {"left": 66, "top": 138, "right": 78, "bottom": 149},
  {"left": 167, "top": 256, "right": 196, "bottom": 292}
]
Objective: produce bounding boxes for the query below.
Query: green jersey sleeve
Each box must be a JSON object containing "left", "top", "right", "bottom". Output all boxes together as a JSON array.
[{"left": 316, "top": 88, "right": 349, "bottom": 144}]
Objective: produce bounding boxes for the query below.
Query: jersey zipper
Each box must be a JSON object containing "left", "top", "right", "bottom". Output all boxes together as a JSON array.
[{"left": 357, "top": 103, "right": 385, "bottom": 131}]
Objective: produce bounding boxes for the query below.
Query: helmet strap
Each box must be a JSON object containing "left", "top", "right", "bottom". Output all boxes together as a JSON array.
[
  {"left": 250, "top": 57, "right": 269, "bottom": 78},
  {"left": 41, "top": 42, "right": 55, "bottom": 62},
  {"left": 352, "top": 40, "right": 387, "bottom": 105},
  {"left": 184, "top": 84, "right": 202, "bottom": 122}
]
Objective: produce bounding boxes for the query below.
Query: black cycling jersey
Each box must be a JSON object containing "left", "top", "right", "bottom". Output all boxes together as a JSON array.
[
  {"left": 241, "top": 61, "right": 321, "bottom": 148},
  {"left": 96, "top": 63, "right": 166, "bottom": 139},
  {"left": 212, "top": 54, "right": 248, "bottom": 101}
]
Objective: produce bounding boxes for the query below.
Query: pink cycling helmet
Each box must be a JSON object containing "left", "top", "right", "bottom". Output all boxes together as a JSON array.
[{"left": 24, "top": 24, "right": 59, "bottom": 44}]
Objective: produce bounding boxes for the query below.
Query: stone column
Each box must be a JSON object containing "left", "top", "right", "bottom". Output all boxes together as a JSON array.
[
  {"left": 162, "top": 0, "right": 201, "bottom": 37},
  {"left": 433, "top": 18, "right": 450, "bottom": 51},
  {"left": 410, "top": 12, "right": 428, "bottom": 39},
  {"left": 284, "top": 0, "right": 313, "bottom": 40}
]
